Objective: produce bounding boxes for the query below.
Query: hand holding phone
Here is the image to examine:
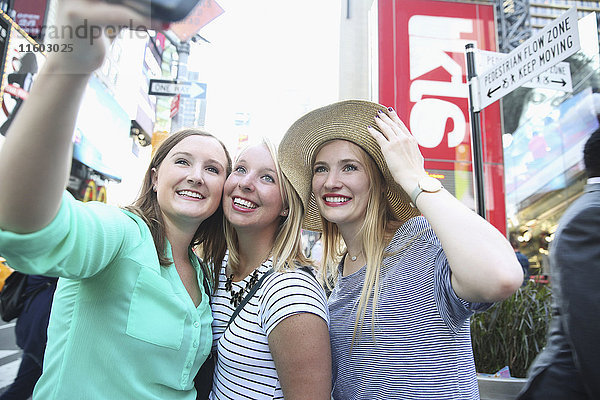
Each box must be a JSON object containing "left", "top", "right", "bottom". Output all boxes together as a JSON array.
[{"left": 107, "top": 0, "right": 201, "bottom": 22}]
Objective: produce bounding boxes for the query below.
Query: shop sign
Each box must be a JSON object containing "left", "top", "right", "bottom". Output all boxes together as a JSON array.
[
  {"left": 4, "top": 83, "right": 29, "bottom": 100},
  {"left": 170, "top": 0, "right": 224, "bottom": 42},
  {"left": 0, "top": 12, "right": 45, "bottom": 136},
  {"left": 379, "top": 0, "right": 502, "bottom": 161},
  {"left": 81, "top": 179, "right": 107, "bottom": 203},
  {"left": 378, "top": 0, "right": 506, "bottom": 233},
  {"left": 13, "top": 0, "right": 48, "bottom": 39}
]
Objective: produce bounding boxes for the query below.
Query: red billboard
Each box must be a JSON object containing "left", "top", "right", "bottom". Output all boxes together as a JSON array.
[
  {"left": 13, "top": 0, "right": 48, "bottom": 39},
  {"left": 171, "top": 0, "right": 225, "bottom": 42},
  {"left": 378, "top": 0, "right": 506, "bottom": 234}
]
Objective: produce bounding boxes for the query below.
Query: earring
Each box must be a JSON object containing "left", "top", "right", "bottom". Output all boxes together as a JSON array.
[
  {"left": 152, "top": 186, "right": 157, "bottom": 192},
  {"left": 282, "top": 209, "right": 289, "bottom": 216}
]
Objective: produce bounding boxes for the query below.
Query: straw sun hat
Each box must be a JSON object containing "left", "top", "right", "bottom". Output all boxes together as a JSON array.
[{"left": 278, "top": 99, "right": 421, "bottom": 232}]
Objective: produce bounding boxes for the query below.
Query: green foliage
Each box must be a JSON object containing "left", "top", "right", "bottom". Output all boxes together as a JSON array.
[{"left": 470, "top": 281, "right": 553, "bottom": 377}]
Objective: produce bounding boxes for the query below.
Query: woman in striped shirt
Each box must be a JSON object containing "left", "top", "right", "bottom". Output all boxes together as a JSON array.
[
  {"left": 278, "top": 100, "right": 524, "bottom": 400},
  {"left": 209, "top": 139, "right": 331, "bottom": 400}
]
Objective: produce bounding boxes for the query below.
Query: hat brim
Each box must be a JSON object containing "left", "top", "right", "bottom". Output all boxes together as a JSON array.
[{"left": 278, "top": 100, "right": 420, "bottom": 232}]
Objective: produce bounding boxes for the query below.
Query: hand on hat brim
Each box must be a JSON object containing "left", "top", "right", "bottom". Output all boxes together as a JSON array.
[{"left": 368, "top": 108, "right": 427, "bottom": 193}]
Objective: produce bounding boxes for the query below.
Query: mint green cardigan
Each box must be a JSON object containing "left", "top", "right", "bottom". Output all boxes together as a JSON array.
[{"left": 0, "top": 192, "right": 212, "bottom": 399}]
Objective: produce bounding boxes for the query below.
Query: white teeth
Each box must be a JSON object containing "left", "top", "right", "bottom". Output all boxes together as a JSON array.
[
  {"left": 325, "top": 196, "right": 350, "bottom": 203},
  {"left": 233, "top": 198, "right": 257, "bottom": 209},
  {"left": 178, "top": 190, "right": 203, "bottom": 199}
]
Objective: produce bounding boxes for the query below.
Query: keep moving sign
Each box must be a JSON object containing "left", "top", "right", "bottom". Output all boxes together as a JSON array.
[
  {"left": 475, "top": 7, "right": 581, "bottom": 111},
  {"left": 476, "top": 51, "right": 572, "bottom": 93}
]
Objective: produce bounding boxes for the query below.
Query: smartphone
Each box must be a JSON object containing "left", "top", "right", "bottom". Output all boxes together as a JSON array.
[{"left": 108, "top": 0, "right": 201, "bottom": 22}]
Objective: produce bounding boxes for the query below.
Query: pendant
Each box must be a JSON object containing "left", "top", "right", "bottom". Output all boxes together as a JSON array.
[{"left": 350, "top": 255, "right": 357, "bottom": 261}]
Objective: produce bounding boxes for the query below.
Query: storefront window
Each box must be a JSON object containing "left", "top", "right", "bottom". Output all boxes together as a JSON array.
[{"left": 504, "top": 45, "right": 600, "bottom": 274}]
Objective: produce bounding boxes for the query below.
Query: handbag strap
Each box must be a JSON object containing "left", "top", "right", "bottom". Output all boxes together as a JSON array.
[
  {"left": 227, "top": 268, "right": 274, "bottom": 328},
  {"left": 195, "top": 256, "right": 212, "bottom": 297}
]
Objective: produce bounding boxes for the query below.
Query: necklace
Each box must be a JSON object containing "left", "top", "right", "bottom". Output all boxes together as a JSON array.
[
  {"left": 225, "top": 269, "right": 260, "bottom": 307},
  {"left": 347, "top": 251, "right": 363, "bottom": 262}
]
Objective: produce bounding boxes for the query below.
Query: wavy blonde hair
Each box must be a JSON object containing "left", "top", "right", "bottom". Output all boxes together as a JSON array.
[{"left": 225, "top": 138, "right": 313, "bottom": 275}]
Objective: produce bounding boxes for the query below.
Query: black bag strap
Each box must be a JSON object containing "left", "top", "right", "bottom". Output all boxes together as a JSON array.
[
  {"left": 226, "top": 266, "right": 315, "bottom": 328},
  {"left": 227, "top": 268, "right": 274, "bottom": 328},
  {"left": 298, "top": 265, "right": 315, "bottom": 280},
  {"left": 195, "top": 256, "right": 212, "bottom": 297}
]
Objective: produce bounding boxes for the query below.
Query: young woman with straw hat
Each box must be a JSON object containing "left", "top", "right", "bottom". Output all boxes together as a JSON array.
[
  {"left": 278, "top": 100, "right": 524, "bottom": 400},
  {"left": 209, "top": 138, "right": 331, "bottom": 399}
]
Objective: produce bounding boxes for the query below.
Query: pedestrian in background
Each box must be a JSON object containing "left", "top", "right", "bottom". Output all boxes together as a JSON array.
[
  {"left": 517, "top": 126, "right": 600, "bottom": 399},
  {"left": 0, "top": 0, "right": 232, "bottom": 398},
  {"left": 510, "top": 236, "right": 531, "bottom": 286},
  {"left": 208, "top": 139, "right": 331, "bottom": 399},
  {"left": 0, "top": 275, "right": 56, "bottom": 400},
  {"left": 279, "top": 100, "right": 524, "bottom": 400}
]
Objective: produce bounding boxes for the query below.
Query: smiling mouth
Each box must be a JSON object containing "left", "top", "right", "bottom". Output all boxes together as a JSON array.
[
  {"left": 233, "top": 197, "right": 258, "bottom": 210},
  {"left": 324, "top": 196, "right": 352, "bottom": 204},
  {"left": 177, "top": 190, "right": 204, "bottom": 199}
]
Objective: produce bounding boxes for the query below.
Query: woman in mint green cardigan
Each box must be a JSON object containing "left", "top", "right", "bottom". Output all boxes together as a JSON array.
[{"left": 0, "top": 1, "right": 231, "bottom": 398}]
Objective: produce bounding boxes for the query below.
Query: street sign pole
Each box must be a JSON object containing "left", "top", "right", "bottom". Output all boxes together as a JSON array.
[
  {"left": 465, "top": 43, "right": 487, "bottom": 220},
  {"left": 463, "top": 7, "right": 581, "bottom": 221},
  {"left": 171, "top": 41, "right": 190, "bottom": 133}
]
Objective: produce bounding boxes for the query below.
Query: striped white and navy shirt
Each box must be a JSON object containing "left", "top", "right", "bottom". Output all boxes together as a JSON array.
[
  {"left": 210, "top": 255, "right": 329, "bottom": 399},
  {"left": 329, "top": 216, "right": 492, "bottom": 400}
]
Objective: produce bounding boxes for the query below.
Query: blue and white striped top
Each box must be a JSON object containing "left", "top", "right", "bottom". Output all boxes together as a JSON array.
[{"left": 329, "top": 216, "right": 491, "bottom": 400}]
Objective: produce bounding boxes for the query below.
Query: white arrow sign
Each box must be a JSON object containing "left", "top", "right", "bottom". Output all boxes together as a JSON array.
[
  {"left": 149, "top": 79, "right": 207, "bottom": 99},
  {"left": 185, "top": 81, "right": 206, "bottom": 99},
  {"left": 476, "top": 50, "right": 573, "bottom": 92},
  {"left": 477, "top": 7, "right": 580, "bottom": 110}
]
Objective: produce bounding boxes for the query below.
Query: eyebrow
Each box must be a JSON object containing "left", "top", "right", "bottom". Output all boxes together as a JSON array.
[
  {"left": 171, "top": 152, "right": 225, "bottom": 169},
  {"left": 314, "top": 158, "right": 361, "bottom": 165},
  {"left": 235, "top": 159, "right": 277, "bottom": 174}
]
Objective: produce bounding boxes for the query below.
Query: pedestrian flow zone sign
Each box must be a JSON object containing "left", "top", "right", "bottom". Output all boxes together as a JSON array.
[
  {"left": 149, "top": 79, "right": 207, "bottom": 99},
  {"left": 476, "top": 50, "right": 573, "bottom": 93},
  {"left": 475, "top": 7, "right": 580, "bottom": 111}
]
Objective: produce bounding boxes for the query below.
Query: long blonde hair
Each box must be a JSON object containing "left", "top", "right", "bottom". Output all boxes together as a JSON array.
[
  {"left": 320, "top": 144, "right": 401, "bottom": 343},
  {"left": 224, "top": 138, "right": 313, "bottom": 275}
]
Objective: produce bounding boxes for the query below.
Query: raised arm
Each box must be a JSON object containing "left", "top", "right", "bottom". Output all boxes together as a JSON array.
[
  {"left": 369, "top": 108, "right": 523, "bottom": 303},
  {"left": 0, "top": 0, "right": 151, "bottom": 233}
]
